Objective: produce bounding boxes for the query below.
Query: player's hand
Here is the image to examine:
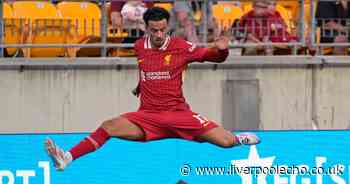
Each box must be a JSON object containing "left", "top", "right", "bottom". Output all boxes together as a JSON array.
[
  {"left": 247, "top": 33, "right": 261, "bottom": 43},
  {"left": 212, "top": 30, "right": 231, "bottom": 50},
  {"left": 132, "top": 85, "right": 140, "bottom": 97}
]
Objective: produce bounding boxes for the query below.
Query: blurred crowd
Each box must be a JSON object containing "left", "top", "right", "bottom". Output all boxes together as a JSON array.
[
  {"left": 2, "top": 0, "right": 350, "bottom": 56},
  {"left": 107, "top": 0, "right": 350, "bottom": 56}
]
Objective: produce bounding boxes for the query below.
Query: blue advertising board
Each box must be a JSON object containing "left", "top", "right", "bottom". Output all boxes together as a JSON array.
[{"left": 0, "top": 130, "right": 349, "bottom": 184}]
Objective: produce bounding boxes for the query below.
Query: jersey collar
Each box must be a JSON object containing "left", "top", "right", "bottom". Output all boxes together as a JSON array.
[{"left": 144, "top": 35, "right": 170, "bottom": 50}]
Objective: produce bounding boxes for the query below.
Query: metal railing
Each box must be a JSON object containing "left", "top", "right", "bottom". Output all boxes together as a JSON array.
[{"left": 0, "top": 0, "right": 349, "bottom": 58}]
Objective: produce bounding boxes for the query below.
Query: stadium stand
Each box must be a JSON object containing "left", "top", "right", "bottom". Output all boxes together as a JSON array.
[
  {"left": 277, "top": 0, "right": 300, "bottom": 19},
  {"left": 275, "top": 4, "right": 295, "bottom": 34},
  {"left": 1, "top": 0, "right": 348, "bottom": 57},
  {"left": 57, "top": 1, "right": 101, "bottom": 38},
  {"left": 57, "top": 1, "right": 128, "bottom": 57},
  {"left": 12, "top": 1, "right": 72, "bottom": 57},
  {"left": 57, "top": 1, "right": 101, "bottom": 57},
  {"left": 241, "top": 2, "right": 295, "bottom": 34},
  {"left": 212, "top": 2, "right": 243, "bottom": 31},
  {"left": 3, "top": 2, "right": 20, "bottom": 56},
  {"left": 154, "top": 2, "right": 173, "bottom": 12}
]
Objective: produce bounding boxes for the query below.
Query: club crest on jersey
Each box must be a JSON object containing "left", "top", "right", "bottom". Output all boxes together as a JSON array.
[{"left": 164, "top": 54, "right": 172, "bottom": 66}]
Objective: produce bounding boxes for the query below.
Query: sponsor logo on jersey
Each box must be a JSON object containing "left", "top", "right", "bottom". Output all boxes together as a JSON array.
[{"left": 141, "top": 70, "right": 171, "bottom": 81}]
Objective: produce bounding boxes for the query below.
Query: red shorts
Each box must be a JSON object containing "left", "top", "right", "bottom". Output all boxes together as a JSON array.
[{"left": 121, "top": 110, "right": 218, "bottom": 142}]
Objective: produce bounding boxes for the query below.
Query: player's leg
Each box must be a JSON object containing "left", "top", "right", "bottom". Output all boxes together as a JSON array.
[
  {"left": 99, "top": 116, "right": 145, "bottom": 140},
  {"left": 196, "top": 126, "right": 236, "bottom": 147},
  {"left": 168, "top": 111, "right": 260, "bottom": 148},
  {"left": 45, "top": 116, "right": 145, "bottom": 171},
  {"left": 195, "top": 126, "right": 260, "bottom": 148}
]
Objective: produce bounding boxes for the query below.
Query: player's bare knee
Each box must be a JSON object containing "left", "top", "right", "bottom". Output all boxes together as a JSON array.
[
  {"left": 100, "top": 119, "right": 115, "bottom": 135},
  {"left": 100, "top": 117, "right": 124, "bottom": 135}
]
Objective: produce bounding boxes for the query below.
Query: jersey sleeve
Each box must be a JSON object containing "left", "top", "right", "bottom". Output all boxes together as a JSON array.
[
  {"left": 181, "top": 40, "right": 229, "bottom": 63},
  {"left": 133, "top": 39, "right": 143, "bottom": 97}
]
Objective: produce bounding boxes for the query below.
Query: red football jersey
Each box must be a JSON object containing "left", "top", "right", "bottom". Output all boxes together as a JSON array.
[
  {"left": 239, "top": 11, "right": 297, "bottom": 42},
  {"left": 134, "top": 36, "right": 229, "bottom": 111}
]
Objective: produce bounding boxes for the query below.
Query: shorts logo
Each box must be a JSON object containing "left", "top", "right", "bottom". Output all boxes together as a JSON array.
[{"left": 193, "top": 114, "right": 210, "bottom": 127}]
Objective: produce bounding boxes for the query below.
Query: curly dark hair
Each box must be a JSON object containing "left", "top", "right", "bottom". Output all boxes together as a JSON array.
[{"left": 143, "top": 7, "right": 170, "bottom": 26}]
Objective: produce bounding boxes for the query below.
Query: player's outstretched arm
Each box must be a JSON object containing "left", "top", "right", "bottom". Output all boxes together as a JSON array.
[
  {"left": 201, "top": 33, "right": 231, "bottom": 63},
  {"left": 208, "top": 33, "right": 231, "bottom": 50}
]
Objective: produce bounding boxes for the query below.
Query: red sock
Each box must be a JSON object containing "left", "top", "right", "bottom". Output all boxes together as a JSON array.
[{"left": 69, "top": 127, "right": 110, "bottom": 160}]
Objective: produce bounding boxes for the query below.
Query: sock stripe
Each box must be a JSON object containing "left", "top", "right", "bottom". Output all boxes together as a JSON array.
[
  {"left": 86, "top": 136, "right": 100, "bottom": 150},
  {"left": 69, "top": 127, "right": 110, "bottom": 160}
]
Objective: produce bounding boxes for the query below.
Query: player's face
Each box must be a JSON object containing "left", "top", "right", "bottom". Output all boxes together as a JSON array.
[
  {"left": 266, "top": 1, "right": 276, "bottom": 15},
  {"left": 253, "top": 2, "right": 268, "bottom": 16},
  {"left": 147, "top": 19, "right": 169, "bottom": 48}
]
